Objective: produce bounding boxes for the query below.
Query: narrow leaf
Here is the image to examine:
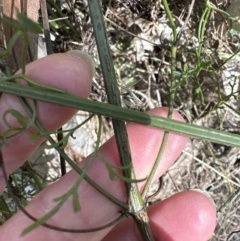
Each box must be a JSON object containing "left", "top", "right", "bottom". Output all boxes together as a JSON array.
[
  {"left": 3, "top": 109, "right": 29, "bottom": 127},
  {"left": 72, "top": 191, "right": 81, "bottom": 212},
  {"left": 17, "top": 12, "right": 43, "bottom": 34}
]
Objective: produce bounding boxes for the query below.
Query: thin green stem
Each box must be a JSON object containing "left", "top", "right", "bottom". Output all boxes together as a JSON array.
[
  {"left": 21, "top": 30, "right": 29, "bottom": 74},
  {"left": 18, "top": 97, "right": 128, "bottom": 210},
  {"left": 88, "top": 1, "right": 154, "bottom": 239},
  {"left": 197, "top": 2, "right": 211, "bottom": 55},
  {"left": 162, "top": 0, "right": 177, "bottom": 42},
  {"left": 23, "top": 116, "right": 103, "bottom": 234},
  {"left": 142, "top": 1, "right": 177, "bottom": 200},
  {"left": 3, "top": 73, "right": 66, "bottom": 93},
  {"left": 88, "top": 0, "right": 134, "bottom": 193},
  {"left": 1, "top": 81, "right": 240, "bottom": 147}
]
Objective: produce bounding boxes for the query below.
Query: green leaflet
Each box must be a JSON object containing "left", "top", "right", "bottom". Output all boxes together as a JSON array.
[{"left": 17, "top": 11, "right": 43, "bottom": 34}]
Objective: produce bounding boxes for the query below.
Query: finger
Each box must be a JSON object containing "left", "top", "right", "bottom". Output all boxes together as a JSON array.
[
  {"left": 0, "top": 108, "right": 188, "bottom": 241},
  {"left": 0, "top": 51, "right": 95, "bottom": 193},
  {"left": 103, "top": 190, "right": 216, "bottom": 241}
]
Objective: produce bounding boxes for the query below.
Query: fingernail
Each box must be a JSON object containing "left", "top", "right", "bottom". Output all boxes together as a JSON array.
[
  {"left": 191, "top": 189, "right": 216, "bottom": 208},
  {"left": 66, "top": 50, "right": 95, "bottom": 77}
]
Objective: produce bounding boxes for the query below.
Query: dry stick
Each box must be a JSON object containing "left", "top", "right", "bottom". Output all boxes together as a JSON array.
[
  {"left": 40, "top": 0, "right": 53, "bottom": 54},
  {"left": 104, "top": 17, "right": 169, "bottom": 51},
  {"left": 175, "top": 0, "right": 195, "bottom": 45},
  {"left": 40, "top": 0, "right": 66, "bottom": 176}
]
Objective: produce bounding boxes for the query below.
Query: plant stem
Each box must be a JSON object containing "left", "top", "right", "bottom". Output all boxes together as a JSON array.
[
  {"left": 88, "top": 0, "right": 155, "bottom": 239},
  {"left": 142, "top": 0, "right": 177, "bottom": 200},
  {"left": 22, "top": 100, "right": 128, "bottom": 209},
  {"left": 1, "top": 81, "right": 240, "bottom": 147}
]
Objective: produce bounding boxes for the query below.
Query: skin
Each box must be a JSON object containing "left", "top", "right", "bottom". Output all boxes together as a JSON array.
[{"left": 0, "top": 52, "right": 216, "bottom": 241}]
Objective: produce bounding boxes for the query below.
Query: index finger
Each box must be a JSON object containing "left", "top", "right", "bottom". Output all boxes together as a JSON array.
[
  {"left": 0, "top": 107, "right": 188, "bottom": 241},
  {"left": 0, "top": 51, "right": 95, "bottom": 194}
]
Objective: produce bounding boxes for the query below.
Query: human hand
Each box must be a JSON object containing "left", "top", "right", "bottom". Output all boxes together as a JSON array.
[{"left": 0, "top": 51, "right": 216, "bottom": 240}]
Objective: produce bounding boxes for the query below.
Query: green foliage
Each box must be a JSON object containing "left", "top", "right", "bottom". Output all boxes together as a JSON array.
[
  {"left": 0, "top": 31, "right": 22, "bottom": 58},
  {"left": 17, "top": 11, "right": 43, "bottom": 34}
]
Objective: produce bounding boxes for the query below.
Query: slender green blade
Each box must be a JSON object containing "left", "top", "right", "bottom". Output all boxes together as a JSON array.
[{"left": 1, "top": 81, "right": 240, "bottom": 147}]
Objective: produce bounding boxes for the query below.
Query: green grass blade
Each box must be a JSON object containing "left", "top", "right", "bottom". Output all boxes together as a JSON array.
[{"left": 1, "top": 81, "right": 240, "bottom": 147}]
